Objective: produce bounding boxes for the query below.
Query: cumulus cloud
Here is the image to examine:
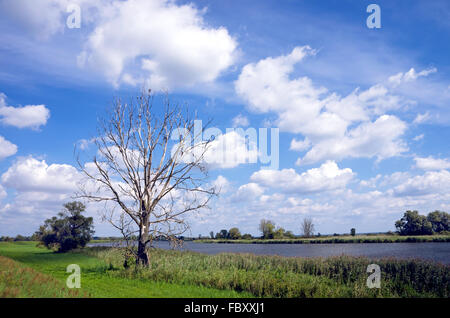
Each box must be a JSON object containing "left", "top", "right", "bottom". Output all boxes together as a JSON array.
[
  {"left": 0, "top": 93, "right": 50, "bottom": 129},
  {"left": 0, "top": 136, "right": 18, "bottom": 160},
  {"left": 231, "top": 114, "right": 249, "bottom": 127},
  {"left": 298, "top": 115, "right": 408, "bottom": 165},
  {"left": 212, "top": 175, "right": 230, "bottom": 194},
  {"left": 0, "top": 0, "right": 69, "bottom": 39},
  {"left": 0, "top": 184, "right": 6, "bottom": 201},
  {"left": 414, "top": 156, "right": 450, "bottom": 171},
  {"left": 235, "top": 47, "right": 411, "bottom": 164},
  {"left": 232, "top": 183, "right": 264, "bottom": 201},
  {"left": 392, "top": 170, "right": 450, "bottom": 197},
  {"left": 250, "top": 160, "right": 354, "bottom": 194},
  {"left": 1, "top": 157, "right": 79, "bottom": 193},
  {"left": 290, "top": 137, "right": 311, "bottom": 152},
  {"left": 77, "top": 0, "right": 237, "bottom": 89}
]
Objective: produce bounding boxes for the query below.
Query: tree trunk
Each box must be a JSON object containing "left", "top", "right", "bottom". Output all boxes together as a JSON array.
[{"left": 136, "top": 238, "right": 149, "bottom": 266}]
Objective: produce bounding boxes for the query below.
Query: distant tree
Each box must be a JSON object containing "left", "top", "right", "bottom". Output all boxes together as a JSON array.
[
  {"left": 34, "top": 202, "right": 94, "bottom": 252},
  {"left": 274, "top": 227, "right": 286, "bottom": 239},
  {"left": 350, "top": 228, "right": 356, "bottom": 236},
  {"left": 209, "top": 231, "right": 215, "bottom": 239},
  {"left": 241, "top": 233, "right": 252, "bottom": 240},
  {"left": 259, "top": 219, "right": 275, "bottom": 239},
  {"left": 0, "top": 236, "right": 13, "bottom": 242},
  {"left": 395, "top": 210, "right": 433, "bottom": 235},
  {"left": 216, "top": 229, "right": 228, "bottom": 239},
  {"left": 426, "top": 211, "right": 449, "bottom": 233},
  {"left": 284, "top": 230, "right": 295, "bottom": 239},
  {"left": 14, "top": 235, "right": 28, "bottom": 241},
  {"left": 228, "top": 227, "right": 241, "bottom": 240},
  {"left": 301, "top": 217, "right": 315, "bottom": 238}
]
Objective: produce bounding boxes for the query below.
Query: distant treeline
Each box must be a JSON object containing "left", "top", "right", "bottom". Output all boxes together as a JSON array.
[
  {"left": 0, "top": 235, "right": 35, "bottom": 242},
  {"left": 203, "top": 210, "right": 449, "bottom": 241}
]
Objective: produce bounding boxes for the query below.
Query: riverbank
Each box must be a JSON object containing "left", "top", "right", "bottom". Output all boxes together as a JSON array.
[
  {"left": 1, "top": 242, "right": 448, "bottom": 297},
  {"left": 195, "top": 234, "right": 450, "bottom": 244}
]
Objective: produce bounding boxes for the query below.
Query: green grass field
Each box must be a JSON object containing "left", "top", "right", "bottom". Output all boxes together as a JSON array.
[
  {"left": 196, "top": 234, "right": 450, "bottom": 244},
  {"left": 0, "top": 241, "right": 448, "bottom": 298},
  {"left": 0, "top": 242, "right": 251, "bottom": 298}
]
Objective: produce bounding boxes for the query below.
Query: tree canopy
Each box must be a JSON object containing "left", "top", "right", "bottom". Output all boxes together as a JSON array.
[
  {"left": 34, "top": 202, "right": 94, "bottom": 252},
  {"left": 395, "top": 210, "right": 448, "bottom": 235}
]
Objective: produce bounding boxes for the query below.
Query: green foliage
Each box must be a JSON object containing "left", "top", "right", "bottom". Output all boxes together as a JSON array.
[
  {"left": 427, "top": 211, "right": 449, "bottom": 233},
  {"left": 216, "top": 229, "right": 228, "bottom": 239},
  {"left": 395, "top": 210, "right": 448, "bottom": 235},
  {"left": 259, "top": 219, "right": 275, "bottom": 239},
  {"left": 274, "top": 227, "right": 286, "bottom": 239},
  {"left": 34, "top": 201, "right": 94, "bottom": 253},
  {"left": 241, "top": 233, "right": 252, "bottom": 240},
  {"left": 228, "top": 228, "right": 241, "bottom": 240},
  {"left": 285, "top": 231, "right": 296, "bottom": 239}
]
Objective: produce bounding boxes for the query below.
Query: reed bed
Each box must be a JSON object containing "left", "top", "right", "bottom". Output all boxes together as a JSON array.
[{"left": 86, "top": 247, "right": 450, "bottom": 298}]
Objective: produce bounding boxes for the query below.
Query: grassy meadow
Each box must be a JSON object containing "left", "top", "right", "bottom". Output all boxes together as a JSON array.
[{"left": 0, "top": 241, "right": 448, "bottom": 298}]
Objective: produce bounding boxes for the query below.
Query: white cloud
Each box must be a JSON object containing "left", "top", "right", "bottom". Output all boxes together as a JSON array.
[
  {"left": 235, "top": 47, "right": 410, "bottom": 164},
  {"left": 0, "top": 93, "right": 50, "bottom": 129},
  {"left": 78, "top": 0, "right": 237, "bottom": 89},
  {"left": 235, "top": 46, "right": 325, "bottom": 133},
  {"left": 1, "top": 157, "right": 79, "bottom": 193},
  {"left": 290, "top": 137, "right": 311, "bottom": 152},
  {"left": 392, "top": 170, "right": 450, "bottom": 197},
  {"left": 388, "top": 67, "right": 437, "bottom": 87},
  {"left": 250, "top": 160, "right": 354, "bottom": 194},
  {"left": 299, "top": 115, "right": 408, "bottom": 165},
  {"left": 213, "top": 175, "right": 230, "bottom": 194},
  {"left": 0, "top": 136, "right": 18, "bottom": 160},
  {"left": 413, "top": 112, "right": 432, "bottom": 124},
  {"left": 204, "top": 131, "right": 258, "bottom": 169},
  {"left": 414, "top": 156, "right": 450, "bottom": 171},
  {"left": 231, "top": 114, "right": 249, "bottom": 127},
  {"left": 0, "top": 184, "right": 6, "bottom": 201},
  {"left": 0, "top": 0, "right": 69, "bottom": 40},
  {"left": 233, "top": 183, "right": 264, "bottom": 201}
]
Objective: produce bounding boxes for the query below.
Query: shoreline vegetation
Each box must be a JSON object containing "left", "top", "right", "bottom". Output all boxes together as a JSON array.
[
  {"left": 0, "top": 242, "right": 448, "bottom": 298},
  {"left": 194, "top": 234, "right": 450, "bottom": 244}
]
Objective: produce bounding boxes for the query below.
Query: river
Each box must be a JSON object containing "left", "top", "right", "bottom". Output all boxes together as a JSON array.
[{"left": 88, "top": 241, "right": 450, "bottom": 264}]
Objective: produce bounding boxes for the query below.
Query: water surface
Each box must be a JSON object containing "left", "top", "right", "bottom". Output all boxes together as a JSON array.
[{"left": 89, "top": 241, "right": 450, "bottom": 264}]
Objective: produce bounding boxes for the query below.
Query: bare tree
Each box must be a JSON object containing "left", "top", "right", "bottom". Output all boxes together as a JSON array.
[
  {"left": 301, "top": 217, "right": 315, "bottom": 238},
  {"left": 259, "top": 219, "right": 275, "bottom": 239},
  {"left": 76, "top": 91, "right": 216, "bottom": 266}
]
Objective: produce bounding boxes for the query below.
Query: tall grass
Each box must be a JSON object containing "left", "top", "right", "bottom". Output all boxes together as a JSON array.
[
  {"left": 0, "top": 255, "right": 86, "bottom": 298},
  {"left": 87, "top": 247, "right": 450, "bottom": 298}
]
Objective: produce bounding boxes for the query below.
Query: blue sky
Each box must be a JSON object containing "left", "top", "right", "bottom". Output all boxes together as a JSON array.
[{"left": 0, "top": 0, "right": 449, "bottom": 237}]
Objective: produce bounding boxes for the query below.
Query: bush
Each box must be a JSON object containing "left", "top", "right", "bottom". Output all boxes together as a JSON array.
[{"left": 34, "top": 202, "right": 94, "bottom": 253}]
